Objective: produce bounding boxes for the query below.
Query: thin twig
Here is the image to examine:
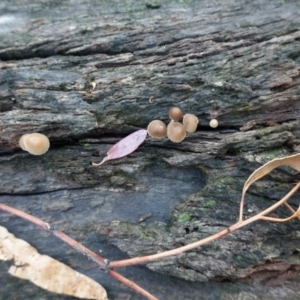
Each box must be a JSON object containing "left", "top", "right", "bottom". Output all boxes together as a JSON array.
[
  {"left": 1, "top": 180, "right": 300, "bottom": 298},
  {"left": 0, "top": 203, "right": 50, "bottom": 230},
  {"left": 52, "top": 230, "right": 107, "bottom": 269},
  {"left": 260, "top": 215, "right": 295, "bottom": 222},
  {"left": 108, "top": 270, "right": 158, "bottom": 300},
  {"left": 284, "top": 202, "right": 296, "bottom": 214},
  {"left": 283, "top": 202, "right": 300, "bottom": 221},
  {"left": 110, "top": 182, "right": 300, "bottom": 268},
  {"left": 0, "top": 203, "right": 157, "bottom": 300}
]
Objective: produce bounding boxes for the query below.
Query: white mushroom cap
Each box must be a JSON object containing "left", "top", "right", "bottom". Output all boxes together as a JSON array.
[
  {"left": 19, "top": 133, "right": 50, "bottom": 155},
  {"left": 183, "top": 114, "right": 199, "bottom": 133},
  {"left": 209, "top": 119, "right": 218, "bottom": 128},
  {"left": 168, "top": 107, "right": 183, "bottom": 121},
  {"left": 147, "top": 120, "right": 167, "bottom": 138},
  {"left": 167, "top": 121, "right": 186, "bottom": 143}
]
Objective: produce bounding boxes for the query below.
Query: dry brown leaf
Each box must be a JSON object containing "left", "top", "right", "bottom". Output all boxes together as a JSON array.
[
  {"left": 243, "top": 153, "right": 300, "bottom": 193},
  {"left": 240, "top": 153, "right": 300, "bottom": 220},
  {"left": 0, "top": 226, "right": 108, "bottom": 300}
]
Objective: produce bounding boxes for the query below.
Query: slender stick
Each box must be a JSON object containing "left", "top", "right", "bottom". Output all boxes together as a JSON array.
[
  {"left": 1, "top": 182, "right": 299, "bottom": 299},
  {"left": 110, "top": 182, "right": 300, "bottom": 268},
  {"left": 284, "top": 202, "right": 296, "bottom": 214},
  {"left": 108, "top": 270, "right": 158, "bottom": 300},
  {"left": 52, "top": 230, "right": 107, "bottom": 269},
  {"left": 260, "top": 215, "right": 296, "bottom": 222},
  {"left": 283, "top": 202, "right": 300, "bottom": 221},
  {"left": 0, "top": 203, "right": 50, "bottom": 230},
  {"left": 0, "top": 203, "right": 157, "bottom": 300}
]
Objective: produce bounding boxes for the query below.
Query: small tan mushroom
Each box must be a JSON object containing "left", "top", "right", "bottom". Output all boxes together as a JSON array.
[
  {"left": 147, "top": 120, "right": 167, "bottom": 138},
  {"left": 167, "top": 121, "right": 186, "bottom": 143},
  {"left": 183, "top": 114, "right": 199, "bottom": 133},
  {"left": 209, "top": 119, "right": 218, "bottom": 128},
  {"left": 19, "top": 133, "right": 50, "bottom": 155},
  {"left": 19, "top": 134, "right": 31, "bottom": 151},
  {"left": 168, "top": 107, "right": 183, "bottom": 121}
]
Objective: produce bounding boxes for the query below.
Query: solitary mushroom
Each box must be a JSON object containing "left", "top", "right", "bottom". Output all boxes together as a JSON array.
[
  {"left": 19, "top": 134, "right": 31, "bottom": 151},
  {"left": 167, "top": 121, "right": 186, "bottom": 143},
  {"left": 209, "top": 119, "right": 218, "bottom": 128},
  {"left": 183, "top": 114, "right": 199, "bottom": 133},
  {"left": 147, "top": 120, "right": 167, "bottom": 138},
  {"left": 19, "top": 133, "right": 50, "bottom": 155},
  {"left": 168, "top": 107, "right": 183, "bottom": 121}
]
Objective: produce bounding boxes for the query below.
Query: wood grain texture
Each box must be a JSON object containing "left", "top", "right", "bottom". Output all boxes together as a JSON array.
[{"left": 0, "top": 0, "right": 300, "bottom": 299}]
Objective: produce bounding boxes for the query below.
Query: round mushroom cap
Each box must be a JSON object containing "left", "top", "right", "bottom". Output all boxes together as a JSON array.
[
  {"left": 168, "top": 107, "right": 183, "bottom": 121},
  {"left": 147, "top": 120, "right": 167, "bottom": 138},
  {"left": 167, "top": 121, "right": 186, "bottom": 143},
  {"left": 183, "top": 114, "right": 199, "bottom": 133},
  {"left": 21, "top": 133, "right": 50, "bottom": 155},
  {"left": 209, "top": 119, "right": 218, "bottom": 128}
]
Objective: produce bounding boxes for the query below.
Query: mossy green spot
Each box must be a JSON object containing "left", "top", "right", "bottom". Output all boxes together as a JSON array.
[
  {"left": 178, "top": 213, "right": 191, "bottom": 223},
  {"left": 236, "top": 254, "right": 243, "bottom": 261},
  {"left": 203, "top": 199, "right": 216, "bottom": 208}
]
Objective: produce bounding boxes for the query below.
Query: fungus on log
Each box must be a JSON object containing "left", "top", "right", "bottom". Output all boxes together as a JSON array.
[
  {"left": 147, "top": 120, "right": 167, "bottom": 139},
  {"left": 183, "top": 114, "right": 199, "bottom": 133},
  {"left": 0, "top": 0, "right": 300, "bottom": 299},
  {"left": 19, "top": 133, "right": 50, "bottom": 155}
]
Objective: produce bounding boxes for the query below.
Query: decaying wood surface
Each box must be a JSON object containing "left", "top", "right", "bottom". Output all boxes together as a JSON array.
[{"left": 1, "top": 0, "right": 300, "bottom": 299}]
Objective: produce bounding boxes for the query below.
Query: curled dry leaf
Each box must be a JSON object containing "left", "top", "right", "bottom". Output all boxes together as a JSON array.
[
  {"left": 0, "top": 226, "right": 108, "bottom": 300},
  {"left": 240, "top": 153, "right": 300, "bottom": 220},
  {"left": 93, "top": 129, "right": 147, "bottom": 166},
  {"left": 243, "top": 153, "right": 300, "bottom": 195}
]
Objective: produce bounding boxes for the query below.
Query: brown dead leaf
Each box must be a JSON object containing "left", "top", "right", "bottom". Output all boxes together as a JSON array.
[
  {"left": 0, "top": 226, "right": 108, "bottom": 300},
  {"left": 239, "top": 153, "right": 300, "bottom": 220},
  {"left": 242, "top": 153, "right": 300, "bottom": 199}
]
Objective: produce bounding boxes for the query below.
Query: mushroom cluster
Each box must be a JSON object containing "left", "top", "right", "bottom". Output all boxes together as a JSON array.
[
  {"left": 19, "top": 133, "right": 50, "bottom": 155},
  {"left": 147, "top": 107, "right": 199, "bottom": 143}
]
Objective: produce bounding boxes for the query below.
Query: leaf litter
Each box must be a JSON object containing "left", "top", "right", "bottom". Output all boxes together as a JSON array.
[
  {"left": 0, "top": 225, "right": 108, "bottom": 300},
  {"left": 2, "top": 133, "right": 300, "bottom": 299},
  {"left": 93, "top": 129, "right": 147, "bottom": 166}
]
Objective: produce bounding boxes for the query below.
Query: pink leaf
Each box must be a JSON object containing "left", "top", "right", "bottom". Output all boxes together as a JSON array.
[{"left": 92, "top": 129, "right": 147, "bottom": 166}]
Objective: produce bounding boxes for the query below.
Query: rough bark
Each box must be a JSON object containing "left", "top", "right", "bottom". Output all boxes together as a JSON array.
[{"left": 1, "top": 0, "right": 300, "bottom": 299}]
